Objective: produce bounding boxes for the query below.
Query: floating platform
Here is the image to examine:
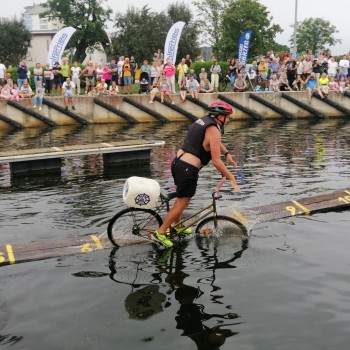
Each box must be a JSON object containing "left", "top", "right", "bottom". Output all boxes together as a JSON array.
[
  {"left": 1, "top": 188, "right": 349, "bottom": 267},
  {"left": 0, "top": 140, "right": 165, "bottom": 175}
]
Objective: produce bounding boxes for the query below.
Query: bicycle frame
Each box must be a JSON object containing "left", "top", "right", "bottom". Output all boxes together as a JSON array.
[{"left": 158, "top": 177, "right": 227, "bottom": 236}]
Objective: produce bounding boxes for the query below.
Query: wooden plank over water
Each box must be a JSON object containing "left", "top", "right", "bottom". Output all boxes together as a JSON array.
[
  {"left": 0, "top": 140, "right": 165, "bottom": 163},
  {"left": 1, "top": 189, "right": 349, "bottom": 267}
]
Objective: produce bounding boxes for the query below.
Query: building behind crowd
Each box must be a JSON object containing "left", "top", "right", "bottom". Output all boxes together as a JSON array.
[{"left": 23, "top": 3, "right": 106, "bottom": 66}]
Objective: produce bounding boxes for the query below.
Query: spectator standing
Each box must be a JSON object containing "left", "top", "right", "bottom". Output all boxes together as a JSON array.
[
  {"left": 327, "top": 57, "right": 338, "bottom": 77},
  {"left": 110, "top": 59, "right": 118, "bottom": 85},
  {"left": 130, "top": 56, "right": 138, "bottom": 84},
  {"left": 177, "top": 58, "right": 188, "bottom": 87},
  {"left": 228, "top": 58, "right": 237, "bottom": 90},
  {"left": 32, "top": 80, "right": 45, "bottom": 110},
  {"left": 117, "top": 56, "right": 125, "bottom": 85},
  {"left": 150, "top": 60, "right": 158, "bottom": 85},
  {"left": 62, "top": 77, "right": 76, "bottom": 110},
  {"left": 123, "top": 57, "right": 132, "bottom": 94},
  {"left": 163, "top": 58, "right": 176, "bottom": 94},
  {"left": 43, "top": 63, "right": 53, "bottom": 95},
  {"left": 302, "top": 56, "right": 313, "bottom": 81},
  {"left": 210, "top": 60, "right": 221, "bottom": 92},
  {"left": 16, "top": 60, "right": 28, "bottom": 90},
  {"left": 52, "top": 62, "right": 62, "bottom": 96},
  {"left": 185, "top": 54, "right": 192, "bottom": 67},
  {"left": 0, "top": 61, "right": 6, "bottom": 87},
  {"left": 339, "top": 55, "right": 349, "bottom": 77},
  {"left": 71, "top": 61, "right": 82, "bottom": 95},
  {"left": 82, "top": 61, "right": 95, "bottom": 94},
  {"left": 95, "top": 63, "right": 104, "bottom": 83},
  {"left": 33, "top": 63, "right": 43, "bottom": 89},
  {"left": 102, "top": 63, "right": 111, "bottom": 89},
  {"left": 140, "top": 59, "right": 151, "bottom": 86},
  {"left": 285, "top": 57, "right": 297, "bottom": 87},
  {"left": 312, "top": 59, "right": 323, "bottom": 87},
  {"left": 61, "top": 58, "right": 70, "bottom": 82}
]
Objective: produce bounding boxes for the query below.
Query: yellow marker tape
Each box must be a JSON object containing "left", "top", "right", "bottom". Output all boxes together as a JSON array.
[
  {"left": 0, "top": 251, "right": 5, "bottom": 264},
  {"left": 345, "top": 190, "right": 350, "bottom": 196},
  {"left": 285, "top": 206, "right": 296, "bottom": 216},
  {"left": 291, "top": 200, "right": 310, "bottom": 215},
  {"left": 6, "top": 245, "right": 15, "bottom": 264},
  {"left": 231, "top": 210, "right": 249, "bottom": 226},
  {"left": 91, "top": 235, "right": 103, "bottom": 250},
  {"left": 81, "top": 243, "right": 92, "bottom": 253}
]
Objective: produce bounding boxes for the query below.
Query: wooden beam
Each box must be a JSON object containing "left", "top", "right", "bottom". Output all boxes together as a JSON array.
[{"left": 1, "top": 188, "right": 349, "bottom": 267}]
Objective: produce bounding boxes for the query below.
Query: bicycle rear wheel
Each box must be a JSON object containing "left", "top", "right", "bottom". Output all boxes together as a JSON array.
[
  {"left": 218, "top": 79, "right": 228, "bottom": 92},
  {"left": 107, "top": 208, "right": 163, "bottom": 247},
  {"left": 195, "top": 215, "right": 247, "bottom": 238}
]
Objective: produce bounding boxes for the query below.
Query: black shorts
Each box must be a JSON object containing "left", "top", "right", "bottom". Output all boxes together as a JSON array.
[{"left": 171, "top": 157, "right": 199, "bottom": 198}]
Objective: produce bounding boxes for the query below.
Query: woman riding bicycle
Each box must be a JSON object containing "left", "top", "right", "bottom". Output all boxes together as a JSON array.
[{"left": 152, "top": 101, "right": 241, "bottom": 247}]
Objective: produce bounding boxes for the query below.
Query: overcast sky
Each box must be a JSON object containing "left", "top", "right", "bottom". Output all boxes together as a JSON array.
[{"left": 3, "top": 0, "right": 349, "bottom": 55}]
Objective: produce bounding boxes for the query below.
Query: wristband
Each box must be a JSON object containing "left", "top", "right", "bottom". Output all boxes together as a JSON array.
[{"left": 224, "top": 152, "right": 230, "bottom": 157}]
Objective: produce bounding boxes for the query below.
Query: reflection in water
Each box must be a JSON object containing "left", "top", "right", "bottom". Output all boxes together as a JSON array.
[{"left": 108, "top": 235, "right": 248, "bottom": 349}]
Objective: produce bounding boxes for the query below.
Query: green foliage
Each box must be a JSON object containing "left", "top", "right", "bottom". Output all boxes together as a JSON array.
[
  {"left": 217, "top": 0, "right": 282, "bottom": 60},
  {"left": 290, "top": 18, "right": 341, "bottom": 54},
  {"left": 42, "top": 0, "right": 112, "bottom": 62},
  {"left": 0, "top": 17, "right": 31, "bottom": 66},
  {"left": 110, "top": 2, "right": 201, "bottom": 64},
  {"left": 192, "top": 0, "right": 231, "bottom": 47}
]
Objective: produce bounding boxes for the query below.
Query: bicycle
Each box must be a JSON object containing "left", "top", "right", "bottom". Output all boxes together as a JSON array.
[
  {"left": 107, "top": 177, "right": 247, "bottom": 247},
  {"left": 218, "top": 74, "right": 231, "bottom": 92}
]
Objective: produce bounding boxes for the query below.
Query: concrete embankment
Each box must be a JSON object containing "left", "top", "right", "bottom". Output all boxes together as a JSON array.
[{"left": 0, "top": 91, "right": 349, "bottom": 130}]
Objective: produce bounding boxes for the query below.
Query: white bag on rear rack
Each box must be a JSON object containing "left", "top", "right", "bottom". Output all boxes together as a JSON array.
[{"left": 123, "top": 176, "right": 160, "bottom": 209}]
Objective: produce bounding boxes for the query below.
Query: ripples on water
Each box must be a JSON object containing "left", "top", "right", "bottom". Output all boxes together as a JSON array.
[{"left": 0, "top": 119, "right": 350, "bottom": 349}]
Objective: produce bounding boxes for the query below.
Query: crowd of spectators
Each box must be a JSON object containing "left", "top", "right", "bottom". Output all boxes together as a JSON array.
[
  {"left": 0, "top": 49, "right": 349, "bottom": 107},
  {"left": 246, "top": 50, "right": 350, "bottom": 100}
]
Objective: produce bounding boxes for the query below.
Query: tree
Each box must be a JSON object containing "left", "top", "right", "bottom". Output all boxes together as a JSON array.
[
  {"left": 217, "top": 0, "right": 283, "bottom": 60},
  {"left": 0, "top": 17, "right": 31, "bottom": 66},
  {"left": 42, "top": 0, "right": 112, "bottom": 62},
  {"left": 110, "top": 6, "right": 168, "bottom": 62},
  {"left": 110, "top": 2, "right": 200, "bottom": 64},
  {"left": 290, "top": 18, "right": 341, "bottom": 55},
  {"left": 192, "top": 0, "right": 231, "bottom": 48}
]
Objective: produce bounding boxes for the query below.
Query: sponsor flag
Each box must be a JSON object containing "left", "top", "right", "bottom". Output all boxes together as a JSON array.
[
  {"left": 238, "top": 30, "right": 252, "bottom": 66},
  {"left": 47, "top": 26, "right": 76, "bottom": 67},
  {"left": 163, "top": 21, "right": 186, "bottom": 65}
]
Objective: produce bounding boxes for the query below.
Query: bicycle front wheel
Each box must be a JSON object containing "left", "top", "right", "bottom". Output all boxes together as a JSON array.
[
  {"left": 107, "top": 208, "right": 163, "bottom": 247},
  {"left": 195, "top": 215, "right": 247, "bottom": 238}
]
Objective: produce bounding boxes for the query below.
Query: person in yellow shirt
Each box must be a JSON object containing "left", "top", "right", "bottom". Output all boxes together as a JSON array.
[
  {"left": 177, "top": 58, "right": 188, "bottom": 87},
  {"left": 123, "top": 57, "right": 132, "bottom": 94},
  {"left": 318, "top": 72, "right": 329, "bottom": 98}
]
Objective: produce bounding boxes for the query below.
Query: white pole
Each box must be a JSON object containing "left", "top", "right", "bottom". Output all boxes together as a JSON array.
[{"left": 293, "top": 0, "right": 298, "bottom": 57}]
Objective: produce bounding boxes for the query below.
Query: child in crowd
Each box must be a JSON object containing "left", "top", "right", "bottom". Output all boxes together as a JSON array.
[
  {"left": 109, "top": 81, "right": 119, "bottom": 95},
  {"left": 269, "top": 74, "right": 280, "bottom": 92},
  {"left": 32, "top": 80, "right": 45, "bottom": 110},
  {"left": 159, "top": 76, "right": 175, "bottom": 104},
  {"left": 0, "top": 84, "right": 11, "bottom": 99},
  {"left": 19, "top": 81, "right": 34, "bottom": 98},
  {"left": 62, "top": 77, "right": 76, "bottom": 111},
  {"left": 338, "top": 76, "right": 349, "bottom": 93},
  {"left": 328, "top": 76, "right": 339, "bottom": 93},
  {"left": 11, "top": 84, "right": 20, "bottom": 100},
  {"left": 149, "top": 77, "right": 160, "bottom": 103},
  {"left": 179, "top": 76, "right": 187, "bottom": 102},
  {"left": 292, "top": 75, "right": 305, "bottom": 91}
]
